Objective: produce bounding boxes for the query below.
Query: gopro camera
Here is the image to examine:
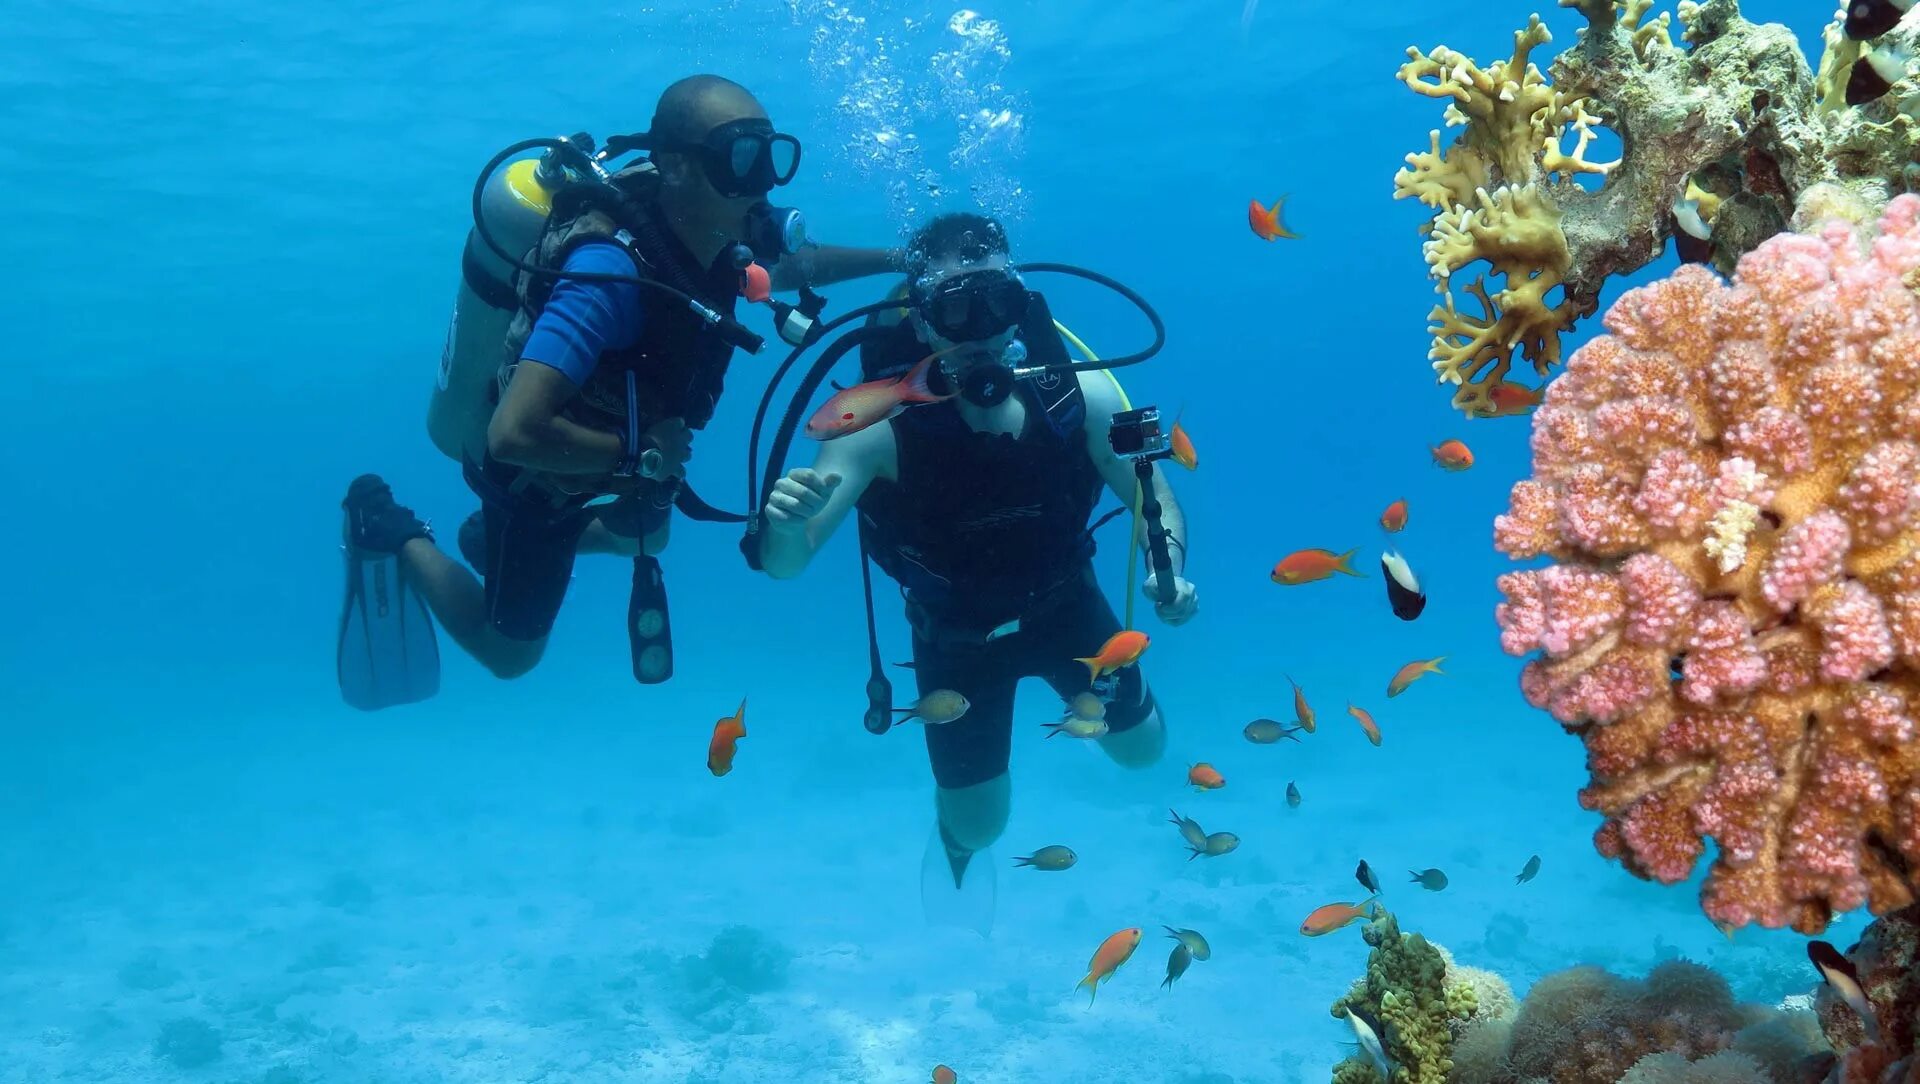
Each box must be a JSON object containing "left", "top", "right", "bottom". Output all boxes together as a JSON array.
[{"left": 1109, "top": 406, "right": 1172, "bottom": 462}]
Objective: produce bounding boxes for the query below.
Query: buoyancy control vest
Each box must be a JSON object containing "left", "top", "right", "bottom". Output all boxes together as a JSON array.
[
  {"left": 499, "top": 166, "right": 742, "bottom": 453},
  {"left": 854, "top": 292, "right": 1105, "bottom": 624}
]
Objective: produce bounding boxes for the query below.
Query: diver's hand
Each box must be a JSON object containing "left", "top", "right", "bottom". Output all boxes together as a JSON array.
[
  {"left": 1143, "top": 574, "right": 1198, "bottom": 626},
  {"left": 645, "top": 417, "right": 693, "bottom": 480},
  {"left": 765, "top": 468, "right": 842, "bottom": 533}
]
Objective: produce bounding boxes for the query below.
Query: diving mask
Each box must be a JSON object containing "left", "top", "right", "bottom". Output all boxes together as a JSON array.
[
  {"left": 655, "top": 117, "right": 802, "bottom": 199},
  {"left": 912, "top": 268, "right": 1030, "bottom": 344}
]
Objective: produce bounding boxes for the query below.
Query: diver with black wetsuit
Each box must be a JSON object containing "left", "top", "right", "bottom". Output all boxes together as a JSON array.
[{"left": 754, "top": 212, "right": 1198, "bottom": 933}]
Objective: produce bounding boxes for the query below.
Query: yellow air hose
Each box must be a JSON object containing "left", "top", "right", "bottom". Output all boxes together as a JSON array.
[{"left": 1053, "top": 321, "right": 1143, "bottom": 632}]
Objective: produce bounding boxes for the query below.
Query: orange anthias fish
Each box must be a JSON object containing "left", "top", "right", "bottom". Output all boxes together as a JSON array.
[
  {"left": 1170, "top": 418, "right": 1198, "bottom": 470},
  {"left": 1480, "top": 381, "right": 1544, "bottom": 417},
  {"left": 1075, "top": 927, "right": 1143, "bottom": 1005},
  {"left": 1348, "top": 703, "right": 1382, "bottom": 746},
  {"left": 1431, "top": 439, "right": 1474, "bottom": 471},
  {"left": 1386, "top": 656, "right": 1446, "bottom": 697},
  {"left": 1076, "top": 630, "right": 1150, "bottom": 680},
  {"left": 1299, "top": 897, "right": 1379, "bottom": 937},
  {"left": 805, "top": 354, "right": 952, "bottom": 440},
  {"left": 1379, "top": 499, "right": 1408, "bottom": 533},
  {"left": 932, "top": 1067, "right": 958, "bottom": 1084},
  {"left": 1248, "top": 195, "right": 1299, "bottom": 242},
  {"left": 1188, "top": 763, "right": 1226, "bottom": 791},
  {"left": 1287, "top": 674, "right": 1316, "bottom": 733},
  {"left": 1270, "top": 548, "right": 1363, "bottom": 585},
  {"left": 706, "top": 699, "right": 747, "bottom": 776}
]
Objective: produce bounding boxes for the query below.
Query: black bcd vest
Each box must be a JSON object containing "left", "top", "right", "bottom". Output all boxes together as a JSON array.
[
  {"left": 503, "top": 166, "right": 741, "bottom": 436},
  {"left": 855, "top": 292, "right": 1105, "bottom": 620}
]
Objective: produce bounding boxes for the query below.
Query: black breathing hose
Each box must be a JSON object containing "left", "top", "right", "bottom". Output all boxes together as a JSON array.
[{"left": 740, "top": 262, "right": 1167, "bottom": 550}]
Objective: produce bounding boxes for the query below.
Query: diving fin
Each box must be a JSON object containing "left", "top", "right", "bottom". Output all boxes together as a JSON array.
[
  {"left": 919, "top": 824, "right": 996, "bottom": 937},
  {"left": 336, "top": 541, "right": 440, "bottom": 712}
]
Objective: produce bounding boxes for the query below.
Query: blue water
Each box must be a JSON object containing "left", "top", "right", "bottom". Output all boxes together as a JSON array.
[{"left": 1, "top": 1, "right": 1866, "bottom": 1080}]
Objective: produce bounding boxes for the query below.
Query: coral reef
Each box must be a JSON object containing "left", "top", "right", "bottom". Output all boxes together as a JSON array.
[
  {"left": 1330, "top": 910, "right": 1481, "bottom": 1083},
  {"left": 1397, "top": 0, "right": 1920, "bottom": 415},
  {"left": 1811, "top": 903, "right": 1920, "bottom": 1081},
  {"left": 641, "top": 925, "right": 794, "bottom": 1035},
  {"left": 153, "top": 1016, "right": 224, "bottom": 1069},
  {"left": 1494, "top": 198, "right": 1920, "bottom": 932},
  {"left": 1445, "top": 959, "right": 1828, "bottom": 1083}
]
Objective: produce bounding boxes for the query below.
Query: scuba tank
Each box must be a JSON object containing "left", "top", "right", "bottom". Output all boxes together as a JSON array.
[{"left": 427, "top": 153, "right": 571, "bottom": 464}]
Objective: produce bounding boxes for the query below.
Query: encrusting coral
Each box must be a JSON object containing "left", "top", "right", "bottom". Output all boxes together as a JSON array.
[
  {"left": 1492, "top": 196, "right": 1920, "bottom": 933},
  {"left": 1329, "top": 910, "right": 1500, "bottom": 1083},
  {"left": 1397, "top": 0, "right": 1920, "bottom": 416},
  {"left": 1443, "top": 958, "right": 1828, "bottom": 1083}
]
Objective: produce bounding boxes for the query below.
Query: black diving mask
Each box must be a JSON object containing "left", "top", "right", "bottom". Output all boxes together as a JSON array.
[
  {"left": 912, "top": 269, "right": 1030, "bottom": 344},
  {"left": 656, "top": 118, "right": 801, "bottom": 199}
]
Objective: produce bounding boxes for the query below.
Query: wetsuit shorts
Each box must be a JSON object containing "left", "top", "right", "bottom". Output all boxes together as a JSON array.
[
  {"left": 908, "top": 565, "right": 1156, "bottom": 790},
  {"left": 461, "top": 455, "right": 670, "bottom": 642}
]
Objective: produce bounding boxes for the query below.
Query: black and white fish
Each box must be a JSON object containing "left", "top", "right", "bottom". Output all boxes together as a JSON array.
[
  {"left": 1808, "top": 940, "right": 1882, "bottom": 1043},
  {"left": 1382, "top": 550, "right": 1426, "bottom": 621},
  {"left": 1846, "top": 42, "right": 1914, "bottom": 104},
  {"left": 1846, "top": 0, "right": 1916, "bottom": 41}
]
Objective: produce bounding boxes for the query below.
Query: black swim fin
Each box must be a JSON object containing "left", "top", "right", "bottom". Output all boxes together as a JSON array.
[
  {"left": 920, "top": 824, "right": 996, "bottom": 937},
  {"left": 337, "top": 528, "right": 440, "bottom": 712}
]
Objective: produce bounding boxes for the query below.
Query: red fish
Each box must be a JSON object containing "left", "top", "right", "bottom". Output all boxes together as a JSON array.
[
  {"left": 1431, "top": 439, "right": 1474, "bottom": 471},
  {"left": 1287, "top": 673, "right": 1316, "bottom": 733},
  {"left": 1481, "top": 382, "right": 1543, "bottom": 417},
  {"left": 1075, "top": 927, "right": 1143, "bottom": 1004},
  {"left": 1248, "top": 196, "right": 1299, "bottom": 242},
  {"left": 1348, "top": 703, "right": 1382, "bottom": 746},
  {"left": 805, "top": 355, "right": 951, "bottom": 440},
  {"left": 1300, "top": 897, "right": 1378, "bottom": 937},
  {"left": 707, "top": 699, "right": 747, "bottom": 776},
  {"left": 1386, "top": 656, "right": 1446, "bottom": 697},
  {"left": 1171, "top": 419, "right": 1198, "bottom": 470},
  {"left": 1379, "top": 499, "right": 1408, "bottom": 533},
  {"left": 1270, "top": 548, "right": 1363, "bottom": 585},
  {"left": 1076, "top": 630, "right": 1150, "bottom": 680},
  {"left": 1188, "top": 763, "right": 1225, "bottom": 791}
]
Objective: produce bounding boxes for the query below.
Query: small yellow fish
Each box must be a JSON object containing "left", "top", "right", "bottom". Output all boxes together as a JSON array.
[
  {"left": 895, "top": 689, "right": 971, "bottom": 726},
  {"left": 1013, "top": 845, "right": 1078, "bottom": 871},
  {"left": 1168, "top": 809, "right": 1208, "bottom": 850}
]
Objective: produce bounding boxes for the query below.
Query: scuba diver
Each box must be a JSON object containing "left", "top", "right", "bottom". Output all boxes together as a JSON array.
[
  {"left": 337, "top": 75, "right": 901, "bottom": 708},
  {"left": 753, "top": 212, "right": 1197, "bottom": 932}
]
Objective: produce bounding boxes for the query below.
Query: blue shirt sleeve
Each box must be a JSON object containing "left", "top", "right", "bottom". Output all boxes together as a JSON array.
[{"left": 518, "top": 242, "right": 645, "bottom": 386}]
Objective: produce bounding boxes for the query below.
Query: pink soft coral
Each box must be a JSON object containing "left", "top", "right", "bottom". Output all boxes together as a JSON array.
[{"left": 1494, "top": 197, "right": 1920, "bottom": 934}]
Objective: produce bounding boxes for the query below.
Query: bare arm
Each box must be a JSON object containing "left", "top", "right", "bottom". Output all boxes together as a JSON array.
[
  {"left": 768, "top": 244, "right": 904, "bottom": 292},
  {"left": 487, "top": 361, "right": 691, "bottom": 480},
  {"left": 759, "top": 421, "right": 896, "bottom": 579},
  {"left": 486, "top": 362, "right": 623, "bottom": 474},
  {"left": 1080, "top": 372, "right": 1188, "bottom": 575}
]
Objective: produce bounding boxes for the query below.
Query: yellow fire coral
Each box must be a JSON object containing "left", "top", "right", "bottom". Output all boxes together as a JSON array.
[
  {"left": 1397, "top": 0, "right": 1920, "bottom": 417},
  {"left": 1395, "top": 14, "right": 1613, "bottom": 418}
]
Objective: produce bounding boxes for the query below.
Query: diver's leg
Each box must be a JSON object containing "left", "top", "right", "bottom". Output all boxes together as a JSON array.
[
  {"left": 342, "top": 475, "right": 530, "bottom": 675},
  {"left": 917, "top": 638, "right": 1018, "bottom": 855},
  {"left": 1036, "top": 570, "right": 1166, "bottom": 768}
]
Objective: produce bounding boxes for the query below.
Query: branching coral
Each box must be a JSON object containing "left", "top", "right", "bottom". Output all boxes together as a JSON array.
[
  {"left": 1493, "top": 197, "right": 1920, "bottom": 933},
  {"left": 1445, "top": 959, "right": 1827, "bottom": 1083},
  {"left": 1397, "top": 0, "right": 1920, "bottom": 416},
  {"left": 1330, "top": 910, "right": 1479, "bottom": 1083}
]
